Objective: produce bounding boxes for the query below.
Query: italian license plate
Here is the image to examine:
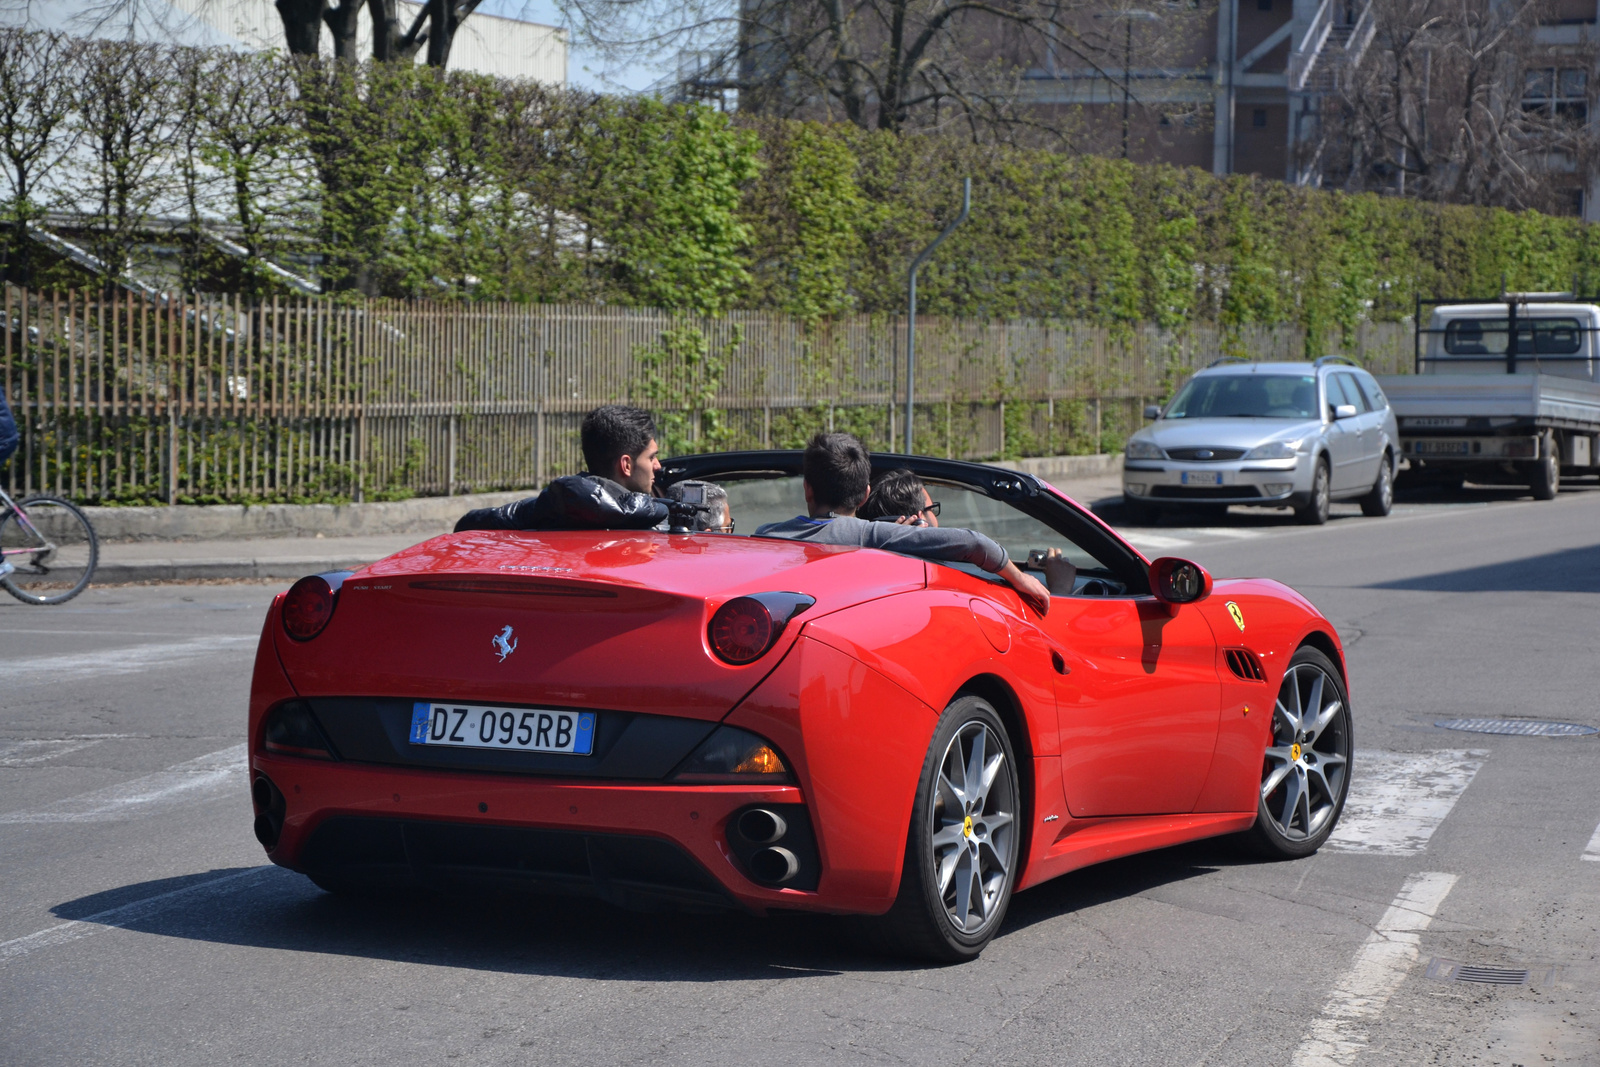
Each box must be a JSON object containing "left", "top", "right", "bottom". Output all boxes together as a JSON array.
[
  {"left": 1413, "top": 440, "right": 1471, "bottom": 455},
  {"left": 409, "top": 702, "right": 596, "bottom": 754},
  {"left": 1180, "top": 471, "right": 1224, "bottom": 486}
]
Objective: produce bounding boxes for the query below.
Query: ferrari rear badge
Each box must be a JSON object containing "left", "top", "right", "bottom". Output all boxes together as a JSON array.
[
  {"left": 1226, "top": 601, "right": 1245, "bottom": 631},
  {"left": 492, "top": 624, "right": 518, "bottom": 662}
]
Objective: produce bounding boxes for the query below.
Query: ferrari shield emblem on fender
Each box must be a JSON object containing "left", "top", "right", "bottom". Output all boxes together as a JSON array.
[
  {"left": 1226, "top": 601, "right": 1245, "bottom": 632},
  {"left": 492, "top": 625, "right": 518, "bottom": 662}
]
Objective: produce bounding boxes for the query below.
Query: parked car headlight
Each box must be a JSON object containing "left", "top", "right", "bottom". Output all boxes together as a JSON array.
[
  {"left": 1125, "top": 439, "right": 1166, "bottom": 460},
  {"left": 1244, "top": 439, "right": 1302, "bottom": 460}
]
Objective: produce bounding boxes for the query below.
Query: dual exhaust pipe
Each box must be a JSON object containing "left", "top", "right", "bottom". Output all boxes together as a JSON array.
[{"left": 735, "top": 807, "right": 802, "bottom": 886}]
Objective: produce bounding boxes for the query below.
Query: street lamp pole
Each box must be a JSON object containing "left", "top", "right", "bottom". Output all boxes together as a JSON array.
[
  {"left": 1097, "top": 9, "right": 1159, "bottom": 160},
  {"left": 905, "top": 177, "right": 970, "bottom": 455},
  {"left": 1123, "top": 17, "right": 1133, "bottom": 158}
]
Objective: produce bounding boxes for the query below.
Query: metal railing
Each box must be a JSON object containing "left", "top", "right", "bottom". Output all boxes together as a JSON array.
[{"left": 1, "top": 287, "right": 1413, "bottom": 504}]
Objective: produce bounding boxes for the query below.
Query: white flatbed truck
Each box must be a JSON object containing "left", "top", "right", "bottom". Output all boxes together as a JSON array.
[{"left": 1376, "top": 293, "right": 1600, "bottom": 499}]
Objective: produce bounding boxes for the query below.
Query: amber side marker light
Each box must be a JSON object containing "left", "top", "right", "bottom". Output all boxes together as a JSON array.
[
  {"left": 262, "top": 699, "right": 336, "bottom": 759},
  {"left": 673, "top": 726, "right": 791, "bottom": 783}
]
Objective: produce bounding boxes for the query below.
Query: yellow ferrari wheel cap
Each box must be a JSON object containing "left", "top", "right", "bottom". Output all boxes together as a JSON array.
[
  {"left": 963, "top": 815, "right": 974, "bottom": 838},
  {"left": 1226, "top": 601, "right": 1245, "bottom": 631},
  {"left": 1290, "top": 743, "right": 1302, "bottom": 761}
]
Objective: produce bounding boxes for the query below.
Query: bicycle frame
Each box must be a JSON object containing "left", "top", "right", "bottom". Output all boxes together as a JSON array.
[{"left": 0, "top": 487, "right": 53, "bottom": 559}]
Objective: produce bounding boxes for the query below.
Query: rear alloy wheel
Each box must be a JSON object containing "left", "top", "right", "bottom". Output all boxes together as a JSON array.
[
  {"left": 1527, "top": 430, "right": 1559, "bottom": 501},
  {"left": 871, "top": 696, "right": 1020, "bottom": 962},
  {"left": 1243, "top": 646, "right": 1352, "bottom": 859},
  {"left": 1296, "top": 460, "right": 1331, "bottom": 525},
  {"left": 1359, "top": 455, "right": 1394, "bottom": 517}
]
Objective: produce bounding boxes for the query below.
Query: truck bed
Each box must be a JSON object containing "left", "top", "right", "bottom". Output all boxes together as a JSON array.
[{"left": 1375, "top": 373, "right": 1600, "bottom": 430}]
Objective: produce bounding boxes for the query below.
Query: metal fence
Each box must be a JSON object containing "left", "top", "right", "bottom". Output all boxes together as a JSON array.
[{"left": 0, "top": 287, "right": 1413, "bottom": 504}]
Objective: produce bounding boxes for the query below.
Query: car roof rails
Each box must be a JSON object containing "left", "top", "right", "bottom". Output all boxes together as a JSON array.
[
  {"left": 1313, "top": 355, "right": 1359, "bottom": 368},
  {"left": 1204, "top": 356, "right": 1252, "bottom": 368}
]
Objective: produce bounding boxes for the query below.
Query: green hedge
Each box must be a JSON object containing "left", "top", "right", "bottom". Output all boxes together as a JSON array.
[{"left": 12, "top": 44, "right": 1600, "bottom": 335}]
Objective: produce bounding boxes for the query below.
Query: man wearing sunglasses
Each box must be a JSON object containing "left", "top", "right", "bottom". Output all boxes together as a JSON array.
[
  {"left": 859, "top": 467, "right": 941, "bottom": 526},
  {"left": 755, "top": 433, "right": 1049, "bottom": 616}
]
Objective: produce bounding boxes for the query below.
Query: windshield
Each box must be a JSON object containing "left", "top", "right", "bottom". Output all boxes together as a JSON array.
[{"left": 1165, "top": 374, "right": 1318, "bottom": 419}]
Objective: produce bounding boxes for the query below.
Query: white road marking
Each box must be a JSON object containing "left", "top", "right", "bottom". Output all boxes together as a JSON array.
[
  {"left": 0, "top": 634, "right": 256, "bottom": 684},
  {"left": 0, "top": 744, "right": 247, "bottom": 823},
  {"left": 1288, "top": 871, "right": 1458, "bottom": 1067},
  {"left": 0, "top": 735, "right": 131, "bottom": 767},
  {"left": 1183, "top": 527, "right": 1265, "bottom": 540},
  {"left": 0, "top": 866, "right": 275, "bottom": 966},
  {"left": 1324, "top": 749, "right": 1486, "bottom": 855},
  {"left": 1583, "top": 821, "right": 1600, "bottom": 862},
  {"left": 1123, "top": 533, "right": 1193, "bottom": 551}
]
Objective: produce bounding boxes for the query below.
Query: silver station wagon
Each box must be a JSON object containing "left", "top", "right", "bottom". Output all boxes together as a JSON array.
[{"left": 1122, "top": 357, "right": 1400, "bottom": 525}]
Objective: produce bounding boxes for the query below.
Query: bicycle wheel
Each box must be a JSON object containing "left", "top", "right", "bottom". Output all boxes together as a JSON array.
[{"left": 1, "top": 495, "right": 98, "bottom": 605}]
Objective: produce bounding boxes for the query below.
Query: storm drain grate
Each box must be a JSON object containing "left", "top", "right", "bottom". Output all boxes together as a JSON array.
[
  {"left": 1455, "top": 965, "right": 1530, "bottom": 985},
  {"left": 1425, "top": 959, "right": 1555, "bottom": 986},
  {"left": 1434, "top": 718, "right": 1598, "bottom": 737}
]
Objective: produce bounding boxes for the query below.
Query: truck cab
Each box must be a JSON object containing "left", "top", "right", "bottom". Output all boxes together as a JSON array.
[{"left": 1424, "top": 301, "right": 1599, "bottom": 381}]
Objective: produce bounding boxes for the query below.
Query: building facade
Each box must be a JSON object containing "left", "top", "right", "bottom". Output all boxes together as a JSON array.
[{"left": 6, "top": 0, "right": 567, "bottom": 84}]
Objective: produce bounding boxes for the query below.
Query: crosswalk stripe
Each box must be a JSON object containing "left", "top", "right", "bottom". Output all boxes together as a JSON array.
[
  {"left": 0, "top": 744, "right": 247, "bottom": 823},
  {"left": 1583, "top": 821, "right": 1600, "bottom": 862},
  {"left": 1325, "top": 750, "right": 1486, "bottom": 855},
  {"left": 1123, "top": 533, "right": 1193, "bottom": 551},
  {"left": 0, "top": 867, "right": 275, "bottom": 966},
  {"left": 0, "top": 735, "right": 132, "bottom": 767},
  {"left": 0, "top": 634, "right": 256, "bottom": 685},
  {"left": 1289, "top": 872, "right": 1458, "bottom": 1067}
]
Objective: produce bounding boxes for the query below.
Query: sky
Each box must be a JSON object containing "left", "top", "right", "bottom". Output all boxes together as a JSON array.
[{"left": 475, "top": 0, "right": 670, "bottom": 93}]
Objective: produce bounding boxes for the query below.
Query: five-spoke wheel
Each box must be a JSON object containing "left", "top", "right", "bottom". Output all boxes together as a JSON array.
[
  {"left": 872, "top": 695, "right": 1020, "bottom": 961},
  {"left": 1244, "top": 646, "right": 1352, "bottom": 858}
]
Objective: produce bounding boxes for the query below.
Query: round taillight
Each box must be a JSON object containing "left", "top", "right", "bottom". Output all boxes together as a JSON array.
[
  {"left": 282, "top": 575, "right": 336, "bottom": 641},
  {"left": 709, "top": 596, "right": 775, "bottom": 664}
]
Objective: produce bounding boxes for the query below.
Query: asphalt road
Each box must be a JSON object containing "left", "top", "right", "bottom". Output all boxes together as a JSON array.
[{"left": 2, "top": 482, "right": 1598, "bottom": 1066}]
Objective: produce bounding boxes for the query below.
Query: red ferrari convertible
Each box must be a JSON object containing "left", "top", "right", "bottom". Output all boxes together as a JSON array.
[{"left": 247, "top": 452, "right": 1352, "bottom": 961}]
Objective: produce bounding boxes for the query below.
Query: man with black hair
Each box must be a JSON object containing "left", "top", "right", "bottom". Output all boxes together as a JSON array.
[
  {"left": 454, "top": 405, "right": 678, "bottom": 532},
  {"left": 755, "top": 433, "right": 1050, "bottom": 616},
  {"left": 580, "top": 405, "right": 660, "bottom": 495},
  {"left": 859, "top": 467, "right": 939, "bottom": 526}
]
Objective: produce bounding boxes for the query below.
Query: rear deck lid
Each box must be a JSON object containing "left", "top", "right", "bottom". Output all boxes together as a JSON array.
[{"left": 273, "top": 530, "right": 925, "bottom": 721}]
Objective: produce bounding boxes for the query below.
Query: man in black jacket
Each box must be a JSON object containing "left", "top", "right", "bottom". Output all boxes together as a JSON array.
[
  {"left": 755, "top": 433, "right": 1050, "bottom": 616},
  {"left": 455, "top": 406, "right": 673, "bottom": 532}
]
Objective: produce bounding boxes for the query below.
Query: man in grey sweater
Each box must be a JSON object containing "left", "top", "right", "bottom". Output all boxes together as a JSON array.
[{"left": 755, "top": 433, "right": 1050, "bottom": 617}]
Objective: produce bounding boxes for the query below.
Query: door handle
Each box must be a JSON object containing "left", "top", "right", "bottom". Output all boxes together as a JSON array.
[{"left": 1051, "top": 650, "right": 1070, "bottom": 675}]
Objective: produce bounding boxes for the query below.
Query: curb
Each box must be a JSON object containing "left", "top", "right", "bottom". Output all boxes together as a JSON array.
[
  {"left": 95, "top": 555, "right": 389, "bottom": 584},
  {"left": 83, "top": 490, "right": 527, "bottom": 544},
  {"left": 992, "top": 453, "right": 1122, "bottom": 483}
]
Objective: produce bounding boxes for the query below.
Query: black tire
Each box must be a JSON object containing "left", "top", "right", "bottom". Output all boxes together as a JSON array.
[
  {"left": 1242, "top": 646, "right": 1353, "bottom": 860},
  {"left": 0, "top": 495, "right": 99, "bottom": 605},
  {"left": 1295, "top": 460, "right": 1331, "bottom": 525},
  {"left": 868, "top": 695, "right": 1021, "bottom": 963},
  {"left": 1359, "top": 454, "right": 1394, "bottom": 517},
  {"left": 1527, "top": 431, "right": 1559, "bottom": 501}
]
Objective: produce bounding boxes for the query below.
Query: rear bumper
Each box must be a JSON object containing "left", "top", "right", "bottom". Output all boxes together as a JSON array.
[
  {"left": 1401, "top": 435, "right": 1541, "bottom": 462},
  {"left": 250, "top": 753, "right": 839, "bottom": 915}
]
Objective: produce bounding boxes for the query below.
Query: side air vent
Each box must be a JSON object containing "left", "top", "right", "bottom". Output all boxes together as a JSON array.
[{"left": 1225, "top": 648, "right": 1267, "bottom": 682}]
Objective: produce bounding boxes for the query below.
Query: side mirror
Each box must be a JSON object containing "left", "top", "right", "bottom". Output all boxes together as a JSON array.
[
  {"left": 1333, "top": 404, "right": 1358, "bottom": 420},
  {"left": 1143, "top": 404, "right": 1162, "bottom": 420},
  {"left": 1149, "top": 557, "right": 1213, "bottom": 605}
]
